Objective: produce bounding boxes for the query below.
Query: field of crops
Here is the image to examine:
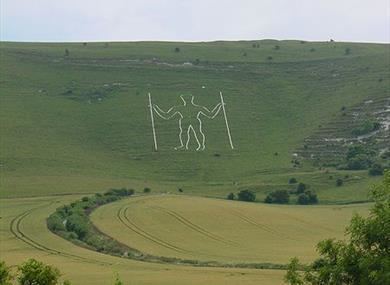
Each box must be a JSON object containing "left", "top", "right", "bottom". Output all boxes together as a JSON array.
[
  {"left": 92, "top": 195, "right": 370, "bottom": 264},
  {"left": 0, "top": 195, "right": 285, "bottom": 285}
]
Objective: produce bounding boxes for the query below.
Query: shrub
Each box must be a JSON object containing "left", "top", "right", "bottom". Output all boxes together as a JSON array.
[
  {"left": 288, "top": 178, "right": 298, "bottom": 184},
  {"left": 297, "top": 191, "right": 318, "bottom": 205},
  {"left": 264, "top": 190, "right": 289, "bottom": 204},
  {"left": 285, "top": 171, "right": 389, "bottom": 284},
  {"left": 351, "top": 120, "right": 381, "bottom": 136},
  {"left": 178, "top": 188, "right": 183, "bottom": 192},
  {"left": 344, "top": 47, "right": 351, "bottom": 55},
  {"left": 310, "top": 48, "right": 316, "bottom": 52},
  {"left": 274, "top": 45, "right": 280, "bottom": 50},
  {"left": 18, "top": 259, "right": 60, "bottom": 285},
  {"left": 174, "top": 47, "right": 180, "bottom": 53},
  {"left": 267, "top": 56, "right": 273, "bottom": 60},
  {"left": 336, "top": 178, "right": 343, "bottom": 186},
  {"left": 227, "top": 193, "right": 235, "bottom": 200},
  {"left": 64, "top": 49, "right": 69, "bottom": 57},
  {"left": 296, "top": 183, "right": 306, "bottom": 194},
  {"left": 47, "top": 213, "right": 66, "bottom": 232},
  {"left": 0, "top": 261, "right": 12, "bottom": 285},
  {"left": 369, "top": 163, "right": 384, "bottom": 176},
  {"left": 237, "top": 190, "right": 256, "bottom": 202},
  {"left": 143, "top": 187, "right": 151, "bottom": 193}
]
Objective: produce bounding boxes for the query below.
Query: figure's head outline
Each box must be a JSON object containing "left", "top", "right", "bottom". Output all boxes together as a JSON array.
[{"left": 179, "top": 94, "right": 195, "bottom": 106}]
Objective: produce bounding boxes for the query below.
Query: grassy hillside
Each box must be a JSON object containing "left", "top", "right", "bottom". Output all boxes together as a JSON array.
[{"left": 1, "top": 40, "right": 389, "bottom": 201}]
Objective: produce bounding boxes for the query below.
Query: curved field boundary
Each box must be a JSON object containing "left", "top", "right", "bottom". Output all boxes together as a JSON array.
[
  {"left": 116, "top": 204, "right": 190, "bottom": 254},
  {"left": 153, "top": 206, "right": 238, "bottom": 247},
  {"left": 46, "top": 194, "right": 287, "bottom": 270},
  {"left": 10, "top": 202, "right": 113, "bottom": 266}
]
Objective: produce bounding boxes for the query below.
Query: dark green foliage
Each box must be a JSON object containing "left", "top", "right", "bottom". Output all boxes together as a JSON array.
[
  {"left": 297, "top": 191, "right": 318, "bottom": 205},
  {"left": 174, "top": 47, "right": 180, "bottom": 52},
  {"left": 296, "top": 183, "right": 306, "bottom": 194},
  {"left": 18, "top": 259, "right": 60, "bottom": 285},
  {"left": 143, "top": 187, "right": 151, "bottom": 193},
  {"left": 0, "top": 261, "right": 12, "bottom": 285},
  {"left": 274, "top": 45, "right": 280, "bottom": 50},
  {"left": 227, "top": 192, "right": 235, "bottom": 200},
  {"left": 351, "top": 120, "right": 380, "bottom": 136},
  {"left": 64, "top": 49, "right": 69, "bottom": 56},
  {"left": 47, "top": 187, "right": 135, "bottom": 257},
  {"left": 264, "top": 190, "right": 289, "bottom": 204},
  {"left": 47, "top": 213, "right": 66, "bottom": 232},
  {"left": 63, "top": 280, "right": 72, "bottom": 285},
  {"left": 285, "top": 171, "right": 390, "bottom": 285},
  {"left": 289, "top": 178, "right": 298, "bottom": 184},
  {"left": 336, "top": 178, "right": 343, "bottom": 186},
  {"left": 345, "top": 47, "right": 351, "bottom": 55},
  {"left": 340, "top": 145, "right": 376, "bottom": 170},
  {"left": 237, "top": 190, "right": 256, "bottom": 202},
  {"left": 178, "top": 188, "right": 183, "bottom": 192},
  {"left": 369, "top": 163, "right": 384, "bottom": 176}
]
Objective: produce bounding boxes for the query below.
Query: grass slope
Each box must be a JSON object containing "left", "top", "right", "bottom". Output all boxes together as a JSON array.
[{"left": 1, "top": 40, "right": 388, "bottom": 201}]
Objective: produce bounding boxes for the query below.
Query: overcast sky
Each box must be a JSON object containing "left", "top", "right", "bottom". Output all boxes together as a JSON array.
[{"left": 1, "top": 0, "right": 389, "bottom": 43}]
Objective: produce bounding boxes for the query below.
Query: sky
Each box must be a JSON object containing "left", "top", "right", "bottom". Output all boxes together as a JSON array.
[{"left": 1, "top": 0, "right": 389, "bottom": 43}]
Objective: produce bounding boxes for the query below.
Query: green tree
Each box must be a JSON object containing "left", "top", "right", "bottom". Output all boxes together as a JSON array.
[
  {"left": 237, "top": 190, "right": 256, "bottom": 202},
  {"left": 285, "top": 171, "right": 390, "bottom": 285},
  {"left": 227, "top": 192, "right": 235, "bottom": 200},
  {"left": 0, "top": 261, "right": 13, "bottom": 285},
  {"left": 264, "top": 190, "right": 290, "bottom": 204},
  {"left": 18, "top": 259, "right": 60, "bottom": 285},
  {"left": 296, "top": 183, "right": 306, "bottom": 194}
]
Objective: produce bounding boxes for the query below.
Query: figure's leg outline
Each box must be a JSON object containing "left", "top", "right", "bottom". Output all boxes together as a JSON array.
[
  {"left": 174, "top": 119, "right": 184, "bottom": 150},
  {"left": 197, "top": 117, "right": 206, "bottom": 150}
]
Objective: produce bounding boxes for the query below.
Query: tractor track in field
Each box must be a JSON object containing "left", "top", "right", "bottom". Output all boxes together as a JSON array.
[
  {"left": 116, "top": 205, "right": 190, "bottom": 254},
  {"left": 9, "top": 203, "right": 113, "bottom": 266},
  {"left": 154, "top": 206, "right": 238, "bottom": 247},
  {"left": 229, "top": 209, "right": 300, "bottom": 242}
]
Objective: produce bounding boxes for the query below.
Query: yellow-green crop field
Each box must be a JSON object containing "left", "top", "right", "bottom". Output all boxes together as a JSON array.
[
  {"left": 0, "top": 194, "right": 369, "bottom": 284},
  {"left": 92, "top": 195, "right": 370, "bottom": 265},
  {"left": 0, "top": 195, "right": 285, "bottom": 285}
]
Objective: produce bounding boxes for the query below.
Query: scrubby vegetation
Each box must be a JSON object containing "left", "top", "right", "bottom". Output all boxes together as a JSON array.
[
  {"left": 0, "top": 259, "right": 71, "bottom": 285},
  {"left": 264, "top": 190, "right": 290, "bottom": 204},
  {"left": 285, "top": 171, "right": 390, "bottom": 285},
  {"left": 237, "top": 190, "right": 256, "bottom": 202},
  {"left": 47, "top": 188, "right": 135, "bottom": 256}
]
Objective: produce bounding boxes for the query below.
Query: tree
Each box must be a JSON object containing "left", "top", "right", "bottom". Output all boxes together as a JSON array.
[
  {"left": 336, "top": 178, "right": 343, "bottom": 186},
  {"left": 174, "top": 47, "right": 180, "bottom": 53},
  {"left": 143, "top": 187, "right": 151, "bottom": 193},
  {"left": 369, "top": 163, "right": 384, "bottom": 176},
  {"left": 18, "top": 259, "right": 60, "bottom": 285},
  {"left": 227, "top": 192, "right": 235, "bottom": 200},
  {"left": 264, "top": 190, "right": 289, "bottom": 204},
  {"left": 296, "top": 183, "right": 306, "bottom": 194},
  {"left": 289, "top": 178, "right": 298, "bottom": 184},
  {"left": 0, "top": 261, "right": 12, "bottom": 285},
  {"left": 345, "top": 47, "right": 351, "bottom": 55},
  {"left": 237, "top": 190, "right": 256, "bottom": 202},
  {"left": 64, "top": 49, "right": 69, "bottom": 57},
  {"left": 285, "top": 171, "right": 390, "bottom": 285},
  {"left": 297, "top": 191, "right": 318, "bottom": 205}
]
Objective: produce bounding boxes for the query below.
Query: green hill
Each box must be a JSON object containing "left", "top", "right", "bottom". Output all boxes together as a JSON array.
[{"left": 1, "top": 40, "right": 388, "bottom": 200}]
